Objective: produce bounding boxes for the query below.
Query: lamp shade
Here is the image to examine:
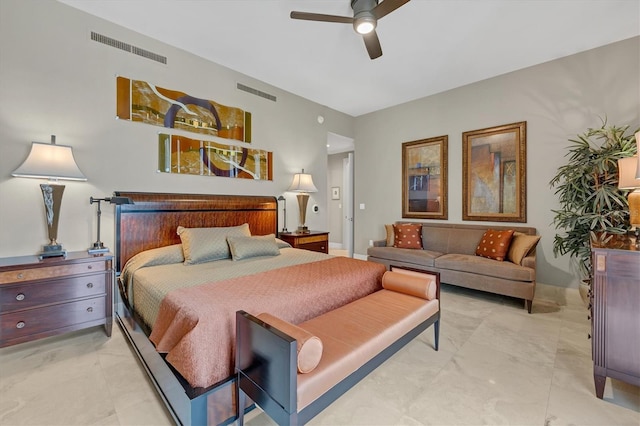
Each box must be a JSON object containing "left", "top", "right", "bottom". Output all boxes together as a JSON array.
[
  {"left": 618, "top": 156, "right": 640, "bottom": 189},
  {"left": 288, "top": 169, "right": 318, "bottom": 193},
  {"left": 12, "top": 141, "right": 87, "bottom": 181}
]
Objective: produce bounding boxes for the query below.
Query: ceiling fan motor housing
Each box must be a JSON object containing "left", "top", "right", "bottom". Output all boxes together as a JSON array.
[{"left": 352, "top": 0, "right": 378, "bottom": 34}]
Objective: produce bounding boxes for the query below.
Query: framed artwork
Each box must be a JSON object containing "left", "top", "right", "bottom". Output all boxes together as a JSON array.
[
  {"left": 117, "top": 77, "right": 251, "bottom": 142},
  {"left": 158, "top": 133, "right": 272, "bottom": 180},
  {"left": 462, "top": 121, "right": 526, "bottom": 222},
  {"left": 331, "top": 187, "right": 340, "bottom": 200},
  {"left": 402, "top": 135, "right": 448, "bottom": 219}
]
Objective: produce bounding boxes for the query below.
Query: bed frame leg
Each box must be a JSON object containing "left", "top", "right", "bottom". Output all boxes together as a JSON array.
[{"left": 236, "top": 375, "right": 246, "bottom": 426}]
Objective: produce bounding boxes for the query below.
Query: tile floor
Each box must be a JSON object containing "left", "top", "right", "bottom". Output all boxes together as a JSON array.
[{"left": 1, "top": 283, "right": 638, "bottom": 425}]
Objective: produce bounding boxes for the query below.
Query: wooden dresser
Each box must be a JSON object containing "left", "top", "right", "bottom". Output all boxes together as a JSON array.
[
  {"left": 0, "top": 251, "right": 113, "bottom": 348},
  {"left": 590, "top": 235, "right": 640, "bottom": 398},
  {"left": 278, "top": 231, "right": 329, "bottom": 253}
]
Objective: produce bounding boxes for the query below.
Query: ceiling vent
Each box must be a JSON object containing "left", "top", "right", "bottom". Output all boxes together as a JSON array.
[
  {"left": 237, "top": 83, "right": 276, "bottom": 102},
  {"left": 91, "top": 31, "right": 167, "bottom": 65}
]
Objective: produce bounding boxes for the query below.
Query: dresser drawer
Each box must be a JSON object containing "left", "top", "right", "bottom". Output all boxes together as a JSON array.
[
  {"left": 0, "top": 261, "right": 107, "bottom": 285},
  {"left": 0, "top": 296, "right": 106, "bottom": 342},
  {"left": 0, "top": 273, "right": 107, "bottom": 313},
  {"left": 300, "top": 241, "right": 328, "bottom": 253},
  {"left": 296, "top": 234, "right": 327, "bottom": 245}
]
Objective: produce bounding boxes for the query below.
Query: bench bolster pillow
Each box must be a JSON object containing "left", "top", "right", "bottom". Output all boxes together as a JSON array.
[
  {"left": 382, "top": 270, "right": 436, "bottom": 300},
  {"left": 256, "top": 313, "right": 323, "bottom": 373}
]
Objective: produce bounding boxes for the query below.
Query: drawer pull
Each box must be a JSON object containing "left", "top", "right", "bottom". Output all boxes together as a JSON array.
[
  {"left": 87, "top": 307, "right": 93, "bottom": 313},
  {"left": 87, "top": 282, "right": 94, "bottom": 289},
  {"left": 16, "top": 321, "right": 25, "bottom": 329},
  {"left": 88, "top": 265, "right": 93, "bottom": 270},
  {"left": 15, "top": 293, "right": 25, "bottom": 301},
  {"left": 17, "top": 273, "right": 24, "bottom": 279}
]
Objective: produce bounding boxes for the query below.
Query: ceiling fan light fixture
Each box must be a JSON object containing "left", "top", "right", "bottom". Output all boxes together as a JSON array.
[{"left": 354, "top": 15, "right": 376, "bottom": 34}]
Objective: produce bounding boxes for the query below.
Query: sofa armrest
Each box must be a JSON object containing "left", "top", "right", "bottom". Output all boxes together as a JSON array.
[
  {"left": 373, "top": 239, "right": 387, "bottom": 247},
  {"left": 521, "top": 255, "right": 536, "bottom": 269}
]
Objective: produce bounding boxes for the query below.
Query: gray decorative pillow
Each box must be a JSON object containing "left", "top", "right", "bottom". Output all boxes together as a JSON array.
[
  {"left": 275, "top": 238, "right": 292, "bottom": 249},
  {"left": 177, "top": 223, "right": 250, "bottom": 264},
  {"left": 227, "top": 234, "right": 281, "bottom": 261},
  {"left": 121, "top": 244, "right": 185, "bottom": 293}
]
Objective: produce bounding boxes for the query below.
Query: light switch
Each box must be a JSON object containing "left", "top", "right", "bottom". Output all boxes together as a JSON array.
[{"left": 359, "top": 203, "right": 365, "bottom": 210}]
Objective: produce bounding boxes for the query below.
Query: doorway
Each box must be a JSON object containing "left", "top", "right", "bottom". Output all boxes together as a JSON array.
[{"left": 327, "top": 133, "right": 355, "bottom": 257}]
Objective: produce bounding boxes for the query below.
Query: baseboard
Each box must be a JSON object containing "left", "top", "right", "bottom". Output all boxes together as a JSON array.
[
  {"left": 353, "top": 253, "right": 367, "bottom": 260},
  {"left": 329, "top": 242, "right": 343, "bottom": 249}
]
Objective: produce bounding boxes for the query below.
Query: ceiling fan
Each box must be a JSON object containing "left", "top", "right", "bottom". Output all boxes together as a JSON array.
[{"left": 290, "top": 0, "right": 410, "bottom": 60}]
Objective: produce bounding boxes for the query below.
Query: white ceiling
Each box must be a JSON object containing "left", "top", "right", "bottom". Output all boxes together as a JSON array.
[{"left": 59, "top": 0, "right": 639, "bottom": 117}]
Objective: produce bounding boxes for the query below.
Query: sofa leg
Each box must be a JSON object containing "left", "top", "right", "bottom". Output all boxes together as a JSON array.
[
  {"left": 526, "top": 299, "right": 532, "bottom": 314},
  {"left": 434, "top": 320, "right": 439, "bottom": 351}
]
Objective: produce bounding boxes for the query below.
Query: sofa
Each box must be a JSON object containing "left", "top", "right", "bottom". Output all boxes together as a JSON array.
[{"left": 367, "top": 222, "right": 539, "bottom": 313}]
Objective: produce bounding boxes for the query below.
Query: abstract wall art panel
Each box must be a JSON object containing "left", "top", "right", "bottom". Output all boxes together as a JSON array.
[
  {"left": 117, "top": 77, "right": 251, "bottom": 143},
  {"left": 158, "top": 134, "right": 272, "bottom": 180}
]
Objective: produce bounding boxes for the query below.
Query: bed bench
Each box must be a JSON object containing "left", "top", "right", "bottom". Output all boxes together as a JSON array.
[{"left": 235, "top": 268, "right": 440, "bottom": 425}]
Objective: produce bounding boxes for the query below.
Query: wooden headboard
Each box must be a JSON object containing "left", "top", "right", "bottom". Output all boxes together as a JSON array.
[{"left": 114, "top": 192, "right": 278, "bottom": 272}]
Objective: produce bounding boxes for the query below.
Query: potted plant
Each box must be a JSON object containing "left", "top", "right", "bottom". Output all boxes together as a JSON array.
[{"left": 549, "top": 120, "right": 638, "bottom": 300}]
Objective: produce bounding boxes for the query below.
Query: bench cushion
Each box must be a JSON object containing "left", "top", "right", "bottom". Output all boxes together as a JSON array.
[
  {"left": 296, "top": 290, "right": 439, "bottom": 410},
  {"left": 384, "top": 269, "right": 437, "bottom": 300},
  {"left": 256, "top": 313, "right": 323, "bottom": 374}
]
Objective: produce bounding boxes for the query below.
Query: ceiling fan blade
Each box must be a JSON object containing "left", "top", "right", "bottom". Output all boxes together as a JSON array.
[
  {"left": 290, "top": 11, "right": 353, "bottom": 24},
  {"left": 372, "top": 0, "right": 411, "bottom": 19},
  {"left": 363, "top": 31, "right": 383, "bottom": 60}
]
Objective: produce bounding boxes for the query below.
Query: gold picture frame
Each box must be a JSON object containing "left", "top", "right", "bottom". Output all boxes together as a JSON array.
[
  {"left": 402, "top": 136, "right": 448, "bottom": 219},
  {"left": 462, "top": 121, "right": 526, "bottom": 222}
]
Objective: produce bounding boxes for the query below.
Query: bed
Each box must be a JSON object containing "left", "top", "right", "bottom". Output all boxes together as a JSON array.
[{"left": 112, "top": 192, "right": 385, "bottom": 425}]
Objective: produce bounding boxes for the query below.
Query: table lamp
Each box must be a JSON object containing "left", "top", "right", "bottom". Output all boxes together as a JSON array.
[
  {"left": 617, "top": 131, "right": 640, "bottom": 236},
  {"left": 12, "top": 135, "right": 87, "bottom": 259},
  {"left": 88, "top": 196, "right": 134, "bottom": 253},
  {"left": 287, "top": 169, "right": 318, "bottom": 234}
]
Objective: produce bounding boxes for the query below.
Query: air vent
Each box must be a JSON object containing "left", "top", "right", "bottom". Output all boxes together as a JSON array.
[
  {"left": 237, "top": 83, "right": 276, "bottom": 102},
  {"left": 91, "top": 31, "right": 167, "bottom": 65}
]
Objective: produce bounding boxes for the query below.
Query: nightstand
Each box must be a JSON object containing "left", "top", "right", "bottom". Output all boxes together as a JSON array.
[
  {"left": 278, "top": 231, "right": 329, "bottom": 253},
  {"left": 0, "top": 251, "right": 113, "bottom": 348}
]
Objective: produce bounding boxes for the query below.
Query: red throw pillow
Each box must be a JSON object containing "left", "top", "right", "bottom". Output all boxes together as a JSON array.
[
  {"left": 393, "top": 223, "right": 423, "bottom": 249},
  {"left": 475, "top": 229, "right": 515, "bottom": 261}
]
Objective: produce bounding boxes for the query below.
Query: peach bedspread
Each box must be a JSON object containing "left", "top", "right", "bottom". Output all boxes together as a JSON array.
[{"left": 149, "top": 257, "right": 385, "bottom": 388}]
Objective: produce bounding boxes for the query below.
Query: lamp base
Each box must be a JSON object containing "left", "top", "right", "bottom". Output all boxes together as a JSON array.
[
  {"left": 88, "top": 242, "right": 110, "bottom": 254},
  {"left": 297, "top": 226, "right": 310, "bottom": 234},
  {"left": 39, "top": 244, "right": 66, "bottom": 260}
]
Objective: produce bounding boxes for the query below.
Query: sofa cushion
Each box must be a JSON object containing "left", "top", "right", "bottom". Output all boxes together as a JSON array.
[
  {"left": 421, "top": 226, "right": 451, "bottom": 253},
  {"left": 367, "top": 246, "right": 442, "bottom": 267},
  {"left": 507, "top": 232, "right": 540, "bottom": 265},
  {"left": 393, "top": 223, "right": 422, "bottom": 249},
  {"left": 447, "top": 228, "right": 488, "bottom": 255},
  {"left": 384, "top": 224, "right": 395, "bottom": 246},
  {"left": 475, "top": 229, "right": 515, "bottom": 261},
  {"left": 435, "top": 253, "right": 534, "bottom": 281}
]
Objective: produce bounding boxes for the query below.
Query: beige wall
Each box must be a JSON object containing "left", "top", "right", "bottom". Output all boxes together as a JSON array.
[
  {"left": 1, "top": 0, "right": 638, "bottom": 289},
  {"left": 353, "top": 36, "right": 640, "bottom": 287},
  {"left": 0, "top": 0, "right": 353, "bottom": 257}
]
